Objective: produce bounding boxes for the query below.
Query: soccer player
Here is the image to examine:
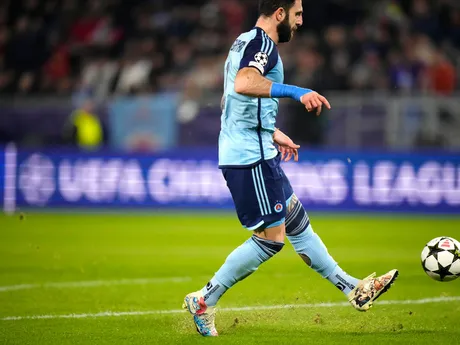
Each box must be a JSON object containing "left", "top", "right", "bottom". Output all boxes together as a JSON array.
[{"left": 183, "top": 0, "right": 398, "bottom": 336}]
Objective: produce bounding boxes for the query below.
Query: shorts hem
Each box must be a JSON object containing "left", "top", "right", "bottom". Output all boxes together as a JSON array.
[
  {"left": 265, "top": 218, "right": 285, "bottom": 229},
  {"left": 244, "top": 220, "right": 265, "bottom": 231}
]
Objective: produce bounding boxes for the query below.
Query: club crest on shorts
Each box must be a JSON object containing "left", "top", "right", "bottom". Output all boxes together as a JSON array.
[{"left": 274, "top": 202, "right": 283, "bottom": 213}]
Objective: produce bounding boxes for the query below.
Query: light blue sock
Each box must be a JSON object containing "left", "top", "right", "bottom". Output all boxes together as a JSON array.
[
  {"left": 287, "top": 223, "right": 337, "bottom": 277},
  {"left": 326, "top": 264, "right": 360, "bottom": 294},
  {"left": 286, "top": 197, "right": 359, "bottom": 295},
  {"left": 201, "top": 235, "right": 284, "bottom": 306}
]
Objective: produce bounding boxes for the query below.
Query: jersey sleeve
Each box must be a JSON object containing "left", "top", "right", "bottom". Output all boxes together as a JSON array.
[{"left": 239, "top": 35, "right": 278, "bottom": 76}]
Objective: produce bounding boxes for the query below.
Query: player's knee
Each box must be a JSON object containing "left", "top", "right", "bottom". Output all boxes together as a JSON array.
[
  {"left": 286, "top": 194, "right": 310, "bottom": 236},
  {"left": 251, "top": 234, "right": 285, "bottom": 256},
  {"left": 254, "top": 221, "right": 285, "bottom": 242}
]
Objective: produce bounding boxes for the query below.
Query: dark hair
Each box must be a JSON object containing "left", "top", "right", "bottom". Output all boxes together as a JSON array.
[{"left": 258, "top": 0, "right": 296, "bottom": 16}]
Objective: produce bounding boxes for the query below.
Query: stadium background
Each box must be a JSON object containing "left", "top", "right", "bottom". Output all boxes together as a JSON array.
[{"left": 0, "top": 1, "right": 459, "bottom": 344}]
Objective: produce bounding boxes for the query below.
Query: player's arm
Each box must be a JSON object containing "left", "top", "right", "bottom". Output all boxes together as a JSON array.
[
  {"left": 234, "top": 67, "right": 273, "bottom": 98},
  {"left": 235, "top": 67, "right": 331, "bottom": 115},
  {"left": 234, "top": 35, "right": 331, "bottom": 115},
  {"left": 273, "top": 127, "right": 300, "bottom": 162}
]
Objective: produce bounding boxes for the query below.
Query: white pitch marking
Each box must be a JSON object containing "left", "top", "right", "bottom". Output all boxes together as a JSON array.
[
  {"left": 0, "top": 277, "right": 191, "bottom": 292},
  {"left": 2, "top": 296, "right": 459, "bottom": 321}
]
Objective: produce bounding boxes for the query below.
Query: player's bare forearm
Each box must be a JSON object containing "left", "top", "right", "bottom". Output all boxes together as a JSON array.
[
  {"left": 273, "top": 127, "right": 282, "bottom": 141},
  {"left": 234, "top": 67, "right": 331, "bottom": 115},
  {"left": 234, "top": 67, "right": 272, "bottom": 97}
]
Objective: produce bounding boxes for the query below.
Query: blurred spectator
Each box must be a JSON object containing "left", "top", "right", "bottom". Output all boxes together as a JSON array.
[
  {"left": 0, "top": 25, "right": 13, "bottom": 93},
  {"left": 0, "top": 0, "right": 457, "bottom": 96},
  {"left": 0, "top": 25, "right": 8, "bottom": 54},
  {"left": 114, "top": 57, "right": 152, "bottom": 94},
  {"left": 321, "top": 25, "right": 350, "bottom": 90},
  {"left": 16, "top": 71, "right": 36, "bottom": 94},
  {"left": 388, "top": 46, "right": 425, "bottom": 92},
  {"left": 0, "top": 0, "right": 458, "bottom": 152},
  {"left": 41, "top": 34, "right": 71, "bottom": 91},
  {"left": 450, "top": 7, "right": 460, "bottom": 48},
  {"left": 6, "top": 16, "right": 47, "bottom": 74},
  {"left": 288, "top": 47, "right": 323, "bottom": 90},
  {"left": 79, "top": 55, "right": 118, "bottom": 101},
  {"left": 410, "top": 0, "right": 439, "bottom": 41},
  {"left": 64, "top": 100, "right": 104, "bottom": 150},
  {"left": 349, "top": 49, "right": 388, "bottom": 90},
  {"left": 427, "top": 49, "right": 456, "bottom": 95},
  {"left": 218, "top": 0, "right": 245, "bottom": 36}
]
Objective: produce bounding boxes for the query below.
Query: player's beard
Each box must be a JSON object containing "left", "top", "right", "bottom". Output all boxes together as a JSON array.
[{"left": 277, "top": 14, "right": 293, "bottom": 43}]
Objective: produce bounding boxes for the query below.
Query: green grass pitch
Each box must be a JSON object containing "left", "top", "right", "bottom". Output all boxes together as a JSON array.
[{"left": 0, "top": 212, "right": 459, "bottom": 345}]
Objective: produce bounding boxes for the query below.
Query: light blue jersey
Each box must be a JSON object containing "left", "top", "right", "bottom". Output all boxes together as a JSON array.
[{"left": 218, "top": 27, "right": 284, "bottom": 168}]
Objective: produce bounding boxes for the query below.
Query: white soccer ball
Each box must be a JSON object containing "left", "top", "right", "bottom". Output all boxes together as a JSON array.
[{"left": 421, "top": 236, "right": 460, "bottom": 282}]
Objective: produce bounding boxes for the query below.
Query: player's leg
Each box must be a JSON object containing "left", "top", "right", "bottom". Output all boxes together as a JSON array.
[
  {"left": 182, "top": 225, "right": 284, "bottom": 337},
  {"left": 183, "top": 160, "right": 287, "bottom": 336},
  {"left": 284, "top": 192, "right": 359, "bottom": 292},
  {"left": 281, "top": 171, "right": 398, "bottom": 311},
  {"left": 199, "top": 159, "right": 287, "bottom": 307},
  {"left": 195, "top": 222, "right": 285, "bottom": 308}
]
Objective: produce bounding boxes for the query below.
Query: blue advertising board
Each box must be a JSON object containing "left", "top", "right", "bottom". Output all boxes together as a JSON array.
[
  {"left": 109, "top": 93, "right": 179, "bottom": 151},
  {"left": 1, "top": 147, "right": 460, "bottom": 213}
]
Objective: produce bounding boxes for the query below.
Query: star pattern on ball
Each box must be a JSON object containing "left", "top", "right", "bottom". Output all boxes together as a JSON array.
[
  {"left": 422, "top": 237, "right": 460, "bottom": 282},
  {"left": 427, "top": 245, "right": 446, "bottom": 260}
]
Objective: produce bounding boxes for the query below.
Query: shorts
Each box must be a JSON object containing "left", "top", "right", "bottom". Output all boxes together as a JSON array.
[{"left": 221, "top": 154, "right": 294, "bottom": 230}]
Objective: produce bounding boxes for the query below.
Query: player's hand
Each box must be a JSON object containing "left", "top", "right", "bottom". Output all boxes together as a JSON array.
[
  {"left": 279, "top": 145, "right": 299, "bottom": 162},
  {"left": 300, "top": 92, "right": 331, "bottom": 116},
  {"left": 273, "top": 129, "right": 300, "bottom": 162}
]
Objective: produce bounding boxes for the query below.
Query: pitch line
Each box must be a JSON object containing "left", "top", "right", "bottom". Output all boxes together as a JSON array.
[
  {"left": 2, "top": 296, "right": 459, "bottom": 321},
  {"left": 0, "top": 277, "right": 191, "bottom": 292}
]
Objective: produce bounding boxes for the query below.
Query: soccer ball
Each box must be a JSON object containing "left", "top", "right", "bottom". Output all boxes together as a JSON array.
[{"left": 421, "top": 236, "right": 460, "bottom": 282}]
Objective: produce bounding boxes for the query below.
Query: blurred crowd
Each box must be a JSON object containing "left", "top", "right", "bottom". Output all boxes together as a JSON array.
[{"left": 0, "top": 0, "right": 459, "bottom": 98}]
